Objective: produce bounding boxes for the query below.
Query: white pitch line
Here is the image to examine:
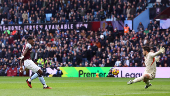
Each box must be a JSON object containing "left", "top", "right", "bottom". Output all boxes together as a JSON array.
[{"left": 100, "top": 92, "right": 170, "bottom": 95}]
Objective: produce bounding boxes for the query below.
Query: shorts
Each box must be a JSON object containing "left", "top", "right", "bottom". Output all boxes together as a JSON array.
[
  {"left": 144, "top": 73, "right": 156, "bottom": 80},
  {"left": 24, "top": 59, "right": 40, "bottom": 73}
]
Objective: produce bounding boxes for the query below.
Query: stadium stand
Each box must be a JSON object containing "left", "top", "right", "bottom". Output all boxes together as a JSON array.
[{"left": 0, "top": 0, "right": 170, "bottom": 76}]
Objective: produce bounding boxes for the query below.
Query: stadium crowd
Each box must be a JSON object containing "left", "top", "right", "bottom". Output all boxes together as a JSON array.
[
  {"left": 0, "top": 0, "right": 169, "bottom": 24},
  {"left": 0, "top": 0, "right": 170, "bottom": 76}
]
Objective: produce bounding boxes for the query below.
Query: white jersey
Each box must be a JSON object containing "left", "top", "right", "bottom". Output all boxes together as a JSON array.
[{"left": 144, "top": 51, "right": 161, "bottom": 74}]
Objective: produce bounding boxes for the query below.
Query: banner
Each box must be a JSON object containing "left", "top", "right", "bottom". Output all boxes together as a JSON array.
[
  {"left": 160, "top": 19, "right": 170, "bottom": 29},
  {"left": 60, "top": 67, "right": 110, "bottom": 77},
  {"left": 0, "top": 21, "right": 124, "bottom": 32},
  {"left": 115, "top": 67, "right": 170, "bottom": 78},
  {"left": 0, "top": 22, "right": 88, "bottom": 31},
  {"left": 30, "top": 67, "right": 170, "bottom": 78}
]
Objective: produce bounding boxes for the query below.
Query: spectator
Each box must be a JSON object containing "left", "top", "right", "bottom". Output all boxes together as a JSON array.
[
  {"left": 3, "top": 28, "right": 10, "bottom": 35},
  {"left": 6, "top": 50, "right": 13, "bottom": 60},
  {"left": 124, "top": 57, "right": 130, "bottom": 66},
  {"left": 144, "top": 28, "right": 149, "bottom": 35},
  {"left": 106, "top": 23, "right": 113, "bottom": 32},
  {"left": 36, "top": 17, "right": 41, "bottom": 23},
  {"left": 13, "top": 16, "right": 18, "bottom": 24},
  {"left": 115, "top": 58, "right": 121, "bottom": 67},
  {"left": 82, "top": 48, "right": 87, "bottom": 66},
  {"left": 153, "top": 21, "right": 159, "bottom": 29},
  {"left": 22, "top": 11, "right": 28, "bottom": 20},
  {"left": 124, "top": 24, "right": 130, "bottom": 34},
  {"left": 128, "top": 14, "right": 134, "bottom": 20},
  {"left": 147, "top": 20, "right": 153, "bottom": 31},
  {"left": 137, "top": 0, "right": 143, "bottom": 7},
  {"left": 62, "top": 54, "right": 67, "bottom": 64},
  {"left": 96, "top": 48, "right": 102, "bottom": 58},
  {"left": 42, "top": 65, "right": 47, "bottom": 77},
  {"left": 122, "top": 5, "right": 126, "bottom": 16},
  {"left": 137, "top": 6, "right": 142, "bottom": 14},
  {"left": 116, "top": 15, "right": 121, "bottom": 21},
  {"left": 8, "top": 36, "right": 14, "bottom": 45},
  {"left": 18, "top": 10, "right": 23, "bottom": 21},
  {"left": 53, "top": 67, "right": 63, "bottom": 77},
  {"left": 137, "top": 22, "right": 144, "bottom": 31},
  {"left": 80, "top": 24, "right": 87, "bottom": 32},
  {"left": 95, "top": 39, "right": 101, "bottom": 48},
  {"left": 121, "top": 14, "right": 125, "bottom": 21},
  {"left": 130, "top": 5, "right": 136, "bottom": 16},
  {"left": 106, "top": 5, "right": 112, "bottom": 18},
  {"left": 1, "top": 67, "right": 7, "bottom": 76},
  {"left": 126, "top": 5, "right": 131, "bottom": 19},
  {"left": 3, "top": 4, "right": 9, "bottom": 14},
  {"left": 12, "top": 28, "right": 17, "bottom": 35},
  {"left": 116, "top": 5, "right": 122, "bottom": 16},
  {"left": 111, "top": 14, "right": 116, "bottom": 21},
  {"left": 107, "top": 70, "right": 114, "bottom": 77},
  {"left": 103, "top": 29, "right": 109, "bottom": 36}
]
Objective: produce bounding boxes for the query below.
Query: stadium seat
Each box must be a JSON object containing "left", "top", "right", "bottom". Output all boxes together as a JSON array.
[
  {"left": 12, "top": 68, "right": 17, "bottom": 76},
  {"left": 18, "top": 21, "right": 22, "bottom": 24},
  {"left": 7, "top": 68, "right": 12, "bottom": 76},
  {"left": 94, "top": 12, "right": 97, "bottom": 15},
  {"left": 59, "top": 7, "right": 61, "bottom": 11},
  {"left": 68, "top": 1, "right": 70, "bottom": 4},
  {"left": 45, "top": 13, "right": 52, "bottom": 21},
  {"left": 106, "top": 19, "right": 111, "bottom": 21},
  {"left": 147, "top": 3, "right": 153, "bottom": 8},
  {"left": 84, "top": 15, "right": 87, "bottom": 19},
  {"left": 104, "top": 11, "right": 106, "bottom": 15},
  {"left": 28, "top": 18, "right": 32, "bottom": 23}
]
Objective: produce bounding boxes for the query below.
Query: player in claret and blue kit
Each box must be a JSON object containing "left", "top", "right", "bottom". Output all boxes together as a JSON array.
[
  {"left": 127, "top": 46, "right": 165, "bottom": 89},
  {"left": 18, "top": 37, "right": 52, "bottom": 89}
]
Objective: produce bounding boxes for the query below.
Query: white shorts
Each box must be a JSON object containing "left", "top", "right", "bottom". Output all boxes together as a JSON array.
[
  {"left": 24, "top": 59, "right": 40, "bottom": 73},
  {"left": 144, "top": 73, "right": 156, "bottom": 80}
]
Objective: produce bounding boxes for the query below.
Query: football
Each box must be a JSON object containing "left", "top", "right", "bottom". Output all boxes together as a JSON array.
[{"left": 112, "top": 68, "right": 119, "bottom": 75}]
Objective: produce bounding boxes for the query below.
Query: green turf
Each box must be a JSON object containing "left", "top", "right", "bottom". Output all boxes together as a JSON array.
[{"left": 0, "top": 77, "right": 170, "bottom": 96}]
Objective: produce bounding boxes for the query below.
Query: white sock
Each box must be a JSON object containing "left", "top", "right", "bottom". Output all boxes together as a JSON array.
[
  {"left": 28, "top": 78, "right": 31, "bottom": 82},
  {"left": 145, "top": 80, "right": 150, "bottom": 86},
  {"left": 43, "top": 84, "right": 47, "bottom": 87},
  {"left": 133, "top": 76, "right": 144, "bottom": 83}
]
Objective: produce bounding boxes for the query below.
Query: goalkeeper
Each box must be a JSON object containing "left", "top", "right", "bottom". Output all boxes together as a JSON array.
[{"left": 127, "top": 46, "right": 165, "bottom": 89}]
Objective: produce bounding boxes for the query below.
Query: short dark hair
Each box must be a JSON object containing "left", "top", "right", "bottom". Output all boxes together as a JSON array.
[
  {"left": 142, "top": 46, "right": 150, "bottom": 52},
  {"left": 27, "top": 36, "right": 33, "bottom": 41}
]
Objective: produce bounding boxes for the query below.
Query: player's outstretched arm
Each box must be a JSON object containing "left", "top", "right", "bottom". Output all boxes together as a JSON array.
[
  {"left": 19, "top": 60, "right": 24, "bottom": 72},
  {"left": 18, "top": 47, "right": 29, "bottom": 60},
  {"left": 150, "top": 46, "right": 165, "bottom": 57}
]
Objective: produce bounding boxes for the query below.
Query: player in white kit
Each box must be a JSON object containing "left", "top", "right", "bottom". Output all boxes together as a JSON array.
[
  {"left": 127, "top": 46, "right": 165, "bottom": 89},
  {"left": 19, "top": 37, "right": 51, "bottom": 89}
]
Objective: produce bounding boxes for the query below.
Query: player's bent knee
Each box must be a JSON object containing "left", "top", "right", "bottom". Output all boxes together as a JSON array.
[
  {"left": 37, "top": 69, "right": 43, "bottom": 77},
  {"left": 143, "top": 74, "right": 150, "bottom": 82},
  {"left": 143, "top": 74, "right": 150, "bottom": 78}
]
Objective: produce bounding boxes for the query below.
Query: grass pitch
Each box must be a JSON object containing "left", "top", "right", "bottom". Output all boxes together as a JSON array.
[{"left": 0, "top": 77, "right": 170, "bottom": 96}]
